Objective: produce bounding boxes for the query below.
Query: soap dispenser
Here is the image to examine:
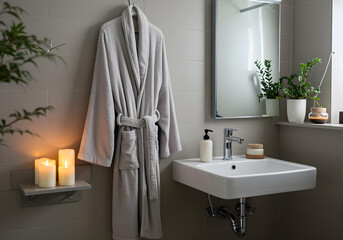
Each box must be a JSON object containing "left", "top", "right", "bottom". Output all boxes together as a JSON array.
[{"left": 200, "top": 129, "right": 213, "bottom": 162}]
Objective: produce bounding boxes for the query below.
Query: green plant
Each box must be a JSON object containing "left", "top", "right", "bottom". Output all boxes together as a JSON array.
[
  {"left": 281, "top": 58, "right": 321, "bottom": 103},
  {"left": 254, "top": 59, "right": 283, "bottom": 102},
  {"left": 0, "top": 2, "right": 64, "bottom": 146}
]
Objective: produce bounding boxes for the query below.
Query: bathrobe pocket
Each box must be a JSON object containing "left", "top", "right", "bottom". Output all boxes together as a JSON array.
[{"left": 119, "top": 129, "right": 139, "bottom": 170}]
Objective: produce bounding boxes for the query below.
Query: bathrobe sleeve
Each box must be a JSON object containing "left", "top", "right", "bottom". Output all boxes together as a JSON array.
[
  {"left": 157, "top": 36, "right": 182, "bottom": 158},
  {"left": 78, "top": 31, "right": 115, "bottom": 167}
]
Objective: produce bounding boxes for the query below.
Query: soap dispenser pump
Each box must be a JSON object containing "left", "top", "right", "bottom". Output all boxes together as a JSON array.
[{"left": 200, "top": 129, "right": 213, "bottom": 162}]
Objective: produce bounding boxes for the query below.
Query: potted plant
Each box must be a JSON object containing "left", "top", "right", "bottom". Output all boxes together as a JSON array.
[
  {"left": 281, "top": 58, "right": 321, "bottom": 124},
  {"left": 307, "top": 52, "right": 335, "bottom": 124},
  {"left": 0, "top": 2, "right": 64, "bottom": 146},
  {"left": 254, "top": 59, "right": 283, "bottom": 116}
]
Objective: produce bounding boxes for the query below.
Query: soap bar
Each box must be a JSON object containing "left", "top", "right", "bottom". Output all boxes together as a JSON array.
[{"left": 247, "top": 148, "right": 264, "bottom": 155}]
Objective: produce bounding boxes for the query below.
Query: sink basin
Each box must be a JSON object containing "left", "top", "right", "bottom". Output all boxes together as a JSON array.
[{"left": 172, "top": 156, "right": 316, "bottom": 199}]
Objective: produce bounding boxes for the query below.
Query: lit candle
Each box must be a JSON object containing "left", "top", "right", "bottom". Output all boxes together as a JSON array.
[
  {"left": 58, "top": 149, "right": 75, "bottom": 168},
  {"left": 58, "top": 161, "right": 75, "bottom": 186},
  {"left": 34, "top": 158, "right": 49, "bottom": 185},
  {"left": 38, "top": 159, "right": 56, "bottom": 188}
]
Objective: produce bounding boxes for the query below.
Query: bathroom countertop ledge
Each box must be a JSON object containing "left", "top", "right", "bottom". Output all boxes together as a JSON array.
[{"left": 277, "top": 121, "right": 343, "bottom": 130}]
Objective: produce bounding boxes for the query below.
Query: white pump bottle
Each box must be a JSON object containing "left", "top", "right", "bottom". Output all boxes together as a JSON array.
[{"left": 200, "top": 129, "right": 213, "bottom": 162}]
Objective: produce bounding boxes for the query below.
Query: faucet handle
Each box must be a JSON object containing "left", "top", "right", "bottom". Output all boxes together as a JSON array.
[{"left": 224, "top": 128, "right": 237, "bottom": 137}]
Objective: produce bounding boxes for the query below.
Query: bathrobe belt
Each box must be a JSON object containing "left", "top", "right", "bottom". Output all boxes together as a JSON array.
[{"left": 117, "top": 110, "right": 161, "bottom": 200}]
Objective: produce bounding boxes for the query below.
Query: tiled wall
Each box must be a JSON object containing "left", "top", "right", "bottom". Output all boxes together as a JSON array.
[
  {"left": 331, "top": 0, "right": 343, "bottom": 123},
  {"left": 279, "top": 126, "right": 343, "bottom": 240},
  {"left": 279, "top": 0, "right": 338, "bottom": 239},
  {"left": 0, "top": 0, "right": 292, "bottom": 239},
  {"left": 292, "top": 0, "right": 332, "bottom": 119}
]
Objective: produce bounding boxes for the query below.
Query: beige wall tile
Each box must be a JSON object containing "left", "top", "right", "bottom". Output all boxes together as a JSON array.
[
  {"left": 282, "top": 0, "right": 294, "bottom": 7},
  {"left": 174, "top": 92, "right": 206, "bottom": 123},
  {"left": 49, "top": 217, "right": 112, "bottom": 240},
  {"left": 279, "top": 206, "right": 324, "bottom": 240},
  {"left": 177, "top": 122, "right": 211, "bottom": 157},
  {"left": 181, "top": 30, "right": 206, "bottom": 61},
  {"left": 47, "top": 0, "right": 134, "bottom": 21},
  {"left": 160, "top": 158, "right": 207, "bottom": 208},
  {"left": 281, "top": 33, "right": 293, "bottom": 62},
  {"left": 0, "top": 0, "right": 290, "bottom": 239},
  {"left": 145, "top": 0, "right": 209, "bottom": 32},
  {"left": 281, "top": 4, "right": 293, "bottom": 35},
  {"left": 0, "top": 91, "right": 48, "bottom": 127},
  {"left": 8, "top": 0, "right": 47, "bottom": 17},
  {"left": 161, "top": 203, "right": 204, "bottom": 239},
  {"left": 325, "top": 216, "right": 343, "bottom": 240},
  {"left": 0, "top": 167, "right": 11, "bottom": 191},
  {"left": 23, "top": 17, "right": 101, "bottom": 57},
  {"left": 0, "top": 226, "right": 51, "bottom": 240},
  {"left": 8, "top": 55, "right": 95, "bottom": 92},
  {"left": 293, "top": 0, "right": 332, "bottom": 34},
  {"left": 280, "top": 183, "right": 325, "bottom": 217},
  {"left": 325, "top": 184, "right": 343, "bottom": 220},
  {"left": 48, "top": 90, "right": 90, "bottom": 126},
  {"left": 170, "top": 60, "right": 206, "bottom": 92}
]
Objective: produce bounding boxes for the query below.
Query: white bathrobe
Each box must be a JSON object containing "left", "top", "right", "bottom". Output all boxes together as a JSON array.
[{"left": 78, "top": 5, "right": 182, "bottom": 240}]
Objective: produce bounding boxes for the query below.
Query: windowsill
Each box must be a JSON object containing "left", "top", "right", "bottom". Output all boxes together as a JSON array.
[{"left": 277, "top": 121, "right": 343, "bottom": 130}]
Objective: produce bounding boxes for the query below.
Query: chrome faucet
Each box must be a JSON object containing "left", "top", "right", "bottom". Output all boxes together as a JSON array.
[{"left": 223, "top": 128, "right": 244, "bottom": 160}]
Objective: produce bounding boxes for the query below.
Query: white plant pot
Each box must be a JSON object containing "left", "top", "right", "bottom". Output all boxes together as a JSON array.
[
  {"left": 266, "top": 99, "right": 279, "bottom": 116},
  {"left": 287, "top": 99, "right": 307, "bottom": 123}
]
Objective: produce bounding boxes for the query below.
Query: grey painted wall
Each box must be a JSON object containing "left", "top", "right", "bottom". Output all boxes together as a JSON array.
[{"left": 0, "top": 0, "right": 292, "bottom": 239}]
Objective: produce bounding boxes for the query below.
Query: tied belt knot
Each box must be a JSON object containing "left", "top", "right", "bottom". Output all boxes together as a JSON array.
[{"left": 116, "top": 110, "right": 160, "bottom": 200}]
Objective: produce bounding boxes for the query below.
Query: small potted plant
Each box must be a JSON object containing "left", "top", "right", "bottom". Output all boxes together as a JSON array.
[
  {"left": 254, "top": 59, "right": 283, "bottom": 116},
  {"left": 307, "top": 52, "right": 335, "bottom": 124},
  {"left": 281, "top": 58, "right": 321, "bottom": 124}
]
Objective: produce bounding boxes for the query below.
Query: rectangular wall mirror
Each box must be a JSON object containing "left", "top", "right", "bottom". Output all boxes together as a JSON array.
[{"left": 212, "top": 0, "right": 281, "bottom": 119}]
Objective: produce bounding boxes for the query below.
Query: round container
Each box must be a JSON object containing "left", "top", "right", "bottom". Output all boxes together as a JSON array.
[
  {"left": 308, "top": 107, "right": 329, "bottom": 124},
  {"left": 246, "top": 144, "right": 265, "bottom": 159}
]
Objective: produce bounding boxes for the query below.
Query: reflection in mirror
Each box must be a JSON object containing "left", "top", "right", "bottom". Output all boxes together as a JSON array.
[{"left": 212, "top": 0, "right": 280, "bottom": 119}]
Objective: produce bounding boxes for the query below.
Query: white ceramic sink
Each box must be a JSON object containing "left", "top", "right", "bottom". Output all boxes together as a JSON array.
[{"left": 172, "top": 156, "right": 316, "bottom": 199}]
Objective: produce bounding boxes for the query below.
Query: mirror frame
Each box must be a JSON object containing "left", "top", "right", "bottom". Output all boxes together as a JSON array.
[{"left": 211, "top": 0, "right": 281, "bottom": 119}]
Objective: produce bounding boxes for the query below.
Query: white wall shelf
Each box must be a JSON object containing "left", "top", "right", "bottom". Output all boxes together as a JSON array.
[
  {"left": 19, "top": 180, "right": 91, "bottom": 206},
  {"left": 277, "top": 121, "right": 343, "bottom": 131},
  {"left": 20, "top": 179, "right": 91, "bottom": 196}
]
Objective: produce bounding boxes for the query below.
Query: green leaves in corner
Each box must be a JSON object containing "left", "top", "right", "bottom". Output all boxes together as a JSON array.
[
  {"left": 0, "top": 106, "right": 54, "bottom": 145},
  {"left": 0, "top": 1, "right": 65, "bottom": 147}
]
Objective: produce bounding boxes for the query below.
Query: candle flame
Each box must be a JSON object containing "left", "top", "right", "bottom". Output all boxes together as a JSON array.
[
  {"left": 65, "top": 161, "right": 68, "bottom": 168},
  {"left": 46, "top": 160, "right": 49, "bottom": 166}
]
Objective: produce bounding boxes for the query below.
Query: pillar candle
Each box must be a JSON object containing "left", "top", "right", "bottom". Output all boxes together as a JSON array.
[
  {"left": 58, "top": 149, "right": 75, "bottom": 167},
  {"left": 58, "top": 161, "right": 75, "bottom": 186},
  {"left": 34, "top": 158, "right": 49, "bottom": 185},
  {"left": 38, "top": 159, "right": 56, "bottom": 188}
]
